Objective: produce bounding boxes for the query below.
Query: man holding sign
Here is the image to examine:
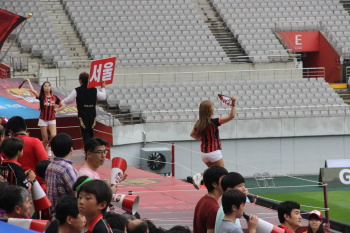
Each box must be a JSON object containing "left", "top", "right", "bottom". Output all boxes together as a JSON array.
[{"left": 62, "top": 72, "right": 106, "bottom": 144}]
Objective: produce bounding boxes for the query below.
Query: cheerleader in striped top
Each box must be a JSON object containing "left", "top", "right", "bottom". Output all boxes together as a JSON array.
[
  {"left": 190, "top": 96, "right": 236, "bottom": 189},
  {"left": 25, "top": 78, "right": 65, "bottom": 154}
]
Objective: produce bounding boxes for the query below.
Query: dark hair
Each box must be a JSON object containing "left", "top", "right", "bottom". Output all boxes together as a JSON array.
[
  {"left": 79, "top": 72, "right": 89, "bottom": 86},
  {"left": 165, "top": 225, "right": 191, "bottom": 233},
  {"left": 36, "top": 160, "right": 51, "bottom": 179},
  {"left": 306, "top": 215, "right": 324, "bottom": 233},
  {"left": 56, "top": 195, "right": 80, "bottom": 223},
  {"left": 77, "top": 179, "right": 112, "bottom": 214},
  {"left": 7, "top": 116, "right": 26, "bottom": 134},
  {"left": 203, "top": 166, "right": 228, "bottom": 192},
  {"left": 144, "top": 219, "right": 158, "bottom": 233},
  {"left": 84, "top": 137, "right": 108, "bottom": 154},
  {"left": 1, "top": 137, "right": 23, "bottom": 159},
  {"left": 0, "top": 185, "right": 29, "bottom": 214},
  {"left": 222, "top": 189, "right": 246, "bottom": 215},
  {"left": 39, "top": 82, "right": 52, "bottom": 111},
  {"left": 73, "top": 175, "right": 91, "bottom": 192},
  {"left": 221, "top": 172, "right": 245, "bottom": 192},
  {"left": 277, "top": 201, "right": 300, "bottom": 223},
  {"left": 51, "top": 133, "right": 73, "bottom": 158},
  {"left": 132, "top": 220, "right": 148, "bottom": 233},
  {"left": 45, "top": 195, "right": 80, "bottom": 233},
  {"left": 104, "top": 212, "right": 128, "bottom": 232},
  {"left": 0, "top": 182, "right": 9, "bottom": 209}
]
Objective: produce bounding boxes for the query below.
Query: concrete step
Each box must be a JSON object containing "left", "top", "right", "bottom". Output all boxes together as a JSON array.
[
  {"left": 192, "top": 0, "right": 247, "bottom": 63},
  {"left": 40, "top": 0, "right": 90, "bottom": 63}
]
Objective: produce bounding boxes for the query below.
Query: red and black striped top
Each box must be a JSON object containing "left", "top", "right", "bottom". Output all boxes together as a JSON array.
[
  {"left": 38, "top": 95, "right": 61, "bottom": 121},
  {"left": 199, "top": 118, "right": 222, "bottom": 153}
]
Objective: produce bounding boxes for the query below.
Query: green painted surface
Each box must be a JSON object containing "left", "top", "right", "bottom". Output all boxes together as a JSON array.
[{"left": 245, "top": 175, "right": 350, "bottom": 224}]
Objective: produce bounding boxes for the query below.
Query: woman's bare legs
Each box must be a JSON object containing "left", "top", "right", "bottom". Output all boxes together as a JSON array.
[{"left": 40, "top": 126, "right": 48, "bottom": 150}]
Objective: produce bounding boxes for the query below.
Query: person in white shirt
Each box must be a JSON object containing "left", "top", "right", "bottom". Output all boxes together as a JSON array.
[{"left": 62, "top": 72, "right": 106, "bottom": 144}]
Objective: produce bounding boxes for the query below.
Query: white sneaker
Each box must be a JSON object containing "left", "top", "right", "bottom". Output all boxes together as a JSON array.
[{"left": 192, "top": 173, "right": 203, "bottom": 190}]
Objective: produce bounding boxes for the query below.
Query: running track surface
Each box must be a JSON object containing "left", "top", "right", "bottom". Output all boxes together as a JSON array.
[{"left": 70, "top": 150, "right": 308, "bottom": 230}]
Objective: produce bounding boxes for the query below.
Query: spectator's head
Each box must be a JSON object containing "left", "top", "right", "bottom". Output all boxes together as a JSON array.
[
  {"left": 84, "top": 137, "right": 108, "bottom": 167},
  {"left": 79, "top": 72, "right": 89, "bottom": 86},
  {"left": 7, "top": 116, "right": 26, "bottom": 135},
  {"left": 128, "top": 219, "right": 148, "bottom": 233},
  {"left": 73, "top": 175, "right": 92, "bottom": 192},
  {"left": 35, "top": 159, "right": 51, "bottom": 180},
  {"left": 51, "top": 133, "right": 74, "bottom": 158},
  {"left": 104, "top": 212, "right": 128, "bottom": 233},
  {"left": 1, "top": 137, "right": 23, "bottom": 159},
  {"left": 203, "top": 166, "right": 228, "bottom": 193},
  {"left": 222, "top": 189, "right": 246, "bottom": 218},
  {"left": 307, "top": 210, "right": 324, "bottom": 233},
  {"left": 221, "top": 172, "right": 246, "bottom": 192},
  {"left": 77, "top": 179, "right": 112, "bottom": 215},
  {"left": 277, "top": 201, "right": 302, "bottom": 231},
  {"left": 0, "top": 185, "right": 31, "bottom": 218},
  {"left": 165, "top": 225, "right": 191, "bottom": 233},
  {"left": 45, "top": 195, "right": 86, "bottom": 233}
]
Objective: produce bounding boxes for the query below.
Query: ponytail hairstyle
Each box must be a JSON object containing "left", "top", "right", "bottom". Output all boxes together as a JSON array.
[
  {"left": 39, "top": 82, "right": 52, "bottom": 111},
  {"left": 194, "top": 100, "right": 214, "bottom": 138}
]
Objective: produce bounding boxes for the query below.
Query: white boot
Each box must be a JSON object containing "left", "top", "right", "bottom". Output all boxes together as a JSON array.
[
  {"left": 47, "top": 147, "right": 52, "bottom": 157},
  {"left": 192, "top": 173, "right": 203, "bottom": 190}
]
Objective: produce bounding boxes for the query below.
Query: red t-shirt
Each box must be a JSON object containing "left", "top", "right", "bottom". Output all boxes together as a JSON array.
[
  {"left": 16, "top": 134, "right": 49, "bottom": 183},
  {"left": 193, "top": 195, "right": 219, "bottom": 233},
  {"left": 38, "top": 95, "right": 61, "bottom": 121},
  {"left": 278, "top": 224, "right": 295, "bottom": 233}
]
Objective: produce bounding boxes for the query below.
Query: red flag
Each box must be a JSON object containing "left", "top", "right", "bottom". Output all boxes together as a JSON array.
[{"left": 0, "top": 8, "right": 27, "bottom": 51}]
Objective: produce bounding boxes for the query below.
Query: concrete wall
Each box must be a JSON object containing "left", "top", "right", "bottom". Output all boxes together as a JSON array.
[{"left": 111, "top": 116, "right": 350, "bottom": 179}]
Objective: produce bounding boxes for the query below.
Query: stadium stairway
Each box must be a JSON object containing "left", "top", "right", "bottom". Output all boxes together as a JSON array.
[
  {"left": 40, "top": 0, "right": 90, "bottom": 63},
  {"left": 336, "top": 88, "right": 350, "bottom": 105},
  {"left": 1, "top": 39, "right": 41, "bottom": 80},
  {"left": 192, "top": 0, "right": 250, "bottom": 63},
  {"left": 340, "top": 0, "right": 350, "bottom": 12}
]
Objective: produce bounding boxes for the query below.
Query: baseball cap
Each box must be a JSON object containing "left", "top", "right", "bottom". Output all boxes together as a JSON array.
[{"left": 308, "top": 210, "right": 322, "bottom": 219}]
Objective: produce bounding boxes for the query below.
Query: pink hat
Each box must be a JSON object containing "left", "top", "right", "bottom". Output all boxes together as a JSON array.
[{"left": 309, "top": 210, "right": 322, "bottom": 219}]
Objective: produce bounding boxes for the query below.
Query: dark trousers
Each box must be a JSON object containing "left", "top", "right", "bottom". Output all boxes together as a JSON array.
[{"left": 78, "top": 116, "right": 96, "bottom": 144}]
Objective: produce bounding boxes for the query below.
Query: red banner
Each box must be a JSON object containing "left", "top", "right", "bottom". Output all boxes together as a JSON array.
[
  {"left": 0, "top": 63, "right": 11, "bottom": 79},
  {"left": 88, "top": 57, "right": 116, "bottom": 88},
  {"left": 0, "top": 8, "right": 27, "bottom": 51},
  {"left": 278, "top": 31, "right": 320, "bottom": 52}
]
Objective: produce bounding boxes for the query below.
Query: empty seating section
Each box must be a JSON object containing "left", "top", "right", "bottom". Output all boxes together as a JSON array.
[
  {"left": 105, "top": 78, "right": 347, "bottom": 123},
  {"left": 210, "top": 0, "right": 350, "bottom": 60},
  {"left": 4, "top": 0, "right": 350, "bottom": 65},
  {"left": 63, "top": 0, "right": 231, "bottom": 66},
  {"left": 1, "top": 0, "right": 69, "bottom": 64}
]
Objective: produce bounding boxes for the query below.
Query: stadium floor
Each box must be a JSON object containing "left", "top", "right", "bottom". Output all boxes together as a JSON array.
[{"left": 69, "top": 150, "right": 309, "bottom": 230}]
